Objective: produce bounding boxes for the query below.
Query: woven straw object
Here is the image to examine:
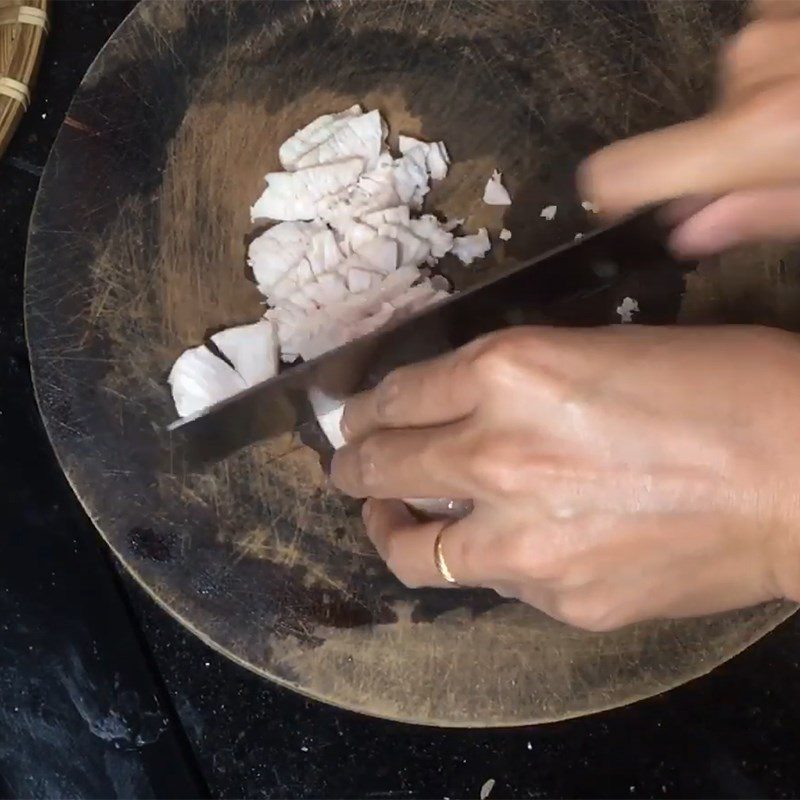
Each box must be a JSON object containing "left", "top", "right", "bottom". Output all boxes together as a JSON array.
[{"left": 0, "top": 0, "right": 48, "bottom": 158}]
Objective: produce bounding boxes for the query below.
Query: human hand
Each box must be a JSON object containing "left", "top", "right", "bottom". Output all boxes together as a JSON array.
[
  {"left": 580, "top": 0, "right": 800, "bottom": 256},
  {"left": 331, "top": 326, "right": 800, "bottom": 630}
]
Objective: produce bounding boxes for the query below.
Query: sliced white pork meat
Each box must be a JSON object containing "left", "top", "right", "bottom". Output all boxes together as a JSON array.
[
  {"left": 251, "top": 158, "right": 366, "bottom": 222},
  {"left": 352, "top": 236, "right": 398, "bottom": 275},
  {"left": 173, "top": 104, "right": 494, "bottom": 436},
  {"left": 291, "top": 109, "right": 386, "bottom": 172},
  {"left": 375, "top": 223, "right": 431, "bottom": 268},
  {"left": 452, "top": 228, "right": 491, "bottom": 265},
  {"left": 278, "top": 104, "right": 362, "bottom": 170},
  {"left": 305, "top": 228, "right": 346, "bottom": 276},
  {"left": 361, "top": 207, "right": 451, "bottom": 262},
  {"left": 392, "top": 146, "right": 431, "bottom": 209},
  {"left": 319, "top": 153, "right": 402, "bottom": 223},
  {"left": 332, "top": 219, "right": 379, "bottom": 255},
  {"left": 408, "top": 215, "right": 454, "bottom": 259},
  {"left": 168, "top": 345, "right": 247, "bottom": 418},
  {"left": 361, "top": 205, "right": 411, "bottom": 227},
  {"left": 347, "top": 267, "right": 381, "bottom": 293},
  {"left": 398, "top": 135, "right": 450, "bottom": 181},
  {"left": 270, "top": 267, "right": 435, "bottom": 364},
  {"left": 248, "top": 220, "right": 326, "bottom": 295},
  {"left": 308, "top": 391, "right": 347, "bottom": 449},
  {"left": 210, "top": 319, "right": 279, "bottom": 387},
  {"left": 169, "top": 320, "right": 280, "bottom": 418}
]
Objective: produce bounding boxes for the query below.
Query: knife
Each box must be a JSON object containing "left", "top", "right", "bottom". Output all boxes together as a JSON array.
[{"left": 168, "top": 209, "right": 690, "bottom": 465}]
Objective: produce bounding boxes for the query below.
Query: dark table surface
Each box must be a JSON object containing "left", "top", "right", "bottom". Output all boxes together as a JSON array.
[{"left": 3, "top": 3, "right": 800, "bottom": 798}]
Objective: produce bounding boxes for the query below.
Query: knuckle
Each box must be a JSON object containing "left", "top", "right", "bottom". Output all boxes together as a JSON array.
[
  {"left": 554, "top": 593, "right": 620, "bottom": 633},
  {"left": 355, "top": 438, "right": 383, "bottom": 492},
  {"left": 467, "top": 440, "right": 523, "bottom": 496},
  {"left": 469, "top": 331, "right": 573, "bottom": 403},
  {"left": 469, "top": 332, "right": 531, "bottom": 387},
  {"left": 374, "top": 370, "right": 403, "bottom": 421}
]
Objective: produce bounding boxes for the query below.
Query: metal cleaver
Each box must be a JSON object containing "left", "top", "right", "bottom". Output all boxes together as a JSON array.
[{"left": 168, "top": 209, "right": 691, "bottom": 465}]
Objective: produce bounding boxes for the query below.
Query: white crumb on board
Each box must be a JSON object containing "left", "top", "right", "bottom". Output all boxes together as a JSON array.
[
  {"left": 499, "top": 228, "right": 512, "bottom": 241},
  {"left": 451, "top": 228, "right": 491, "bottom": 266},
  {"left": 574, "top": 232, "right": 583, "bottom": 240},
  {"left": 581, "top": 199, "right": 600, "bottom": 213},
  {"left": 483, "top": 169, "right": 511, "bottom": 205},
  {"left": 480, "top": 779, "right": 496, "bottom": 799},
  {"left": 540, "top": 204, "right": 557, "bottom": 221},
  {"left": 616, "top": 296, "right": 639, "bottom": 323}
]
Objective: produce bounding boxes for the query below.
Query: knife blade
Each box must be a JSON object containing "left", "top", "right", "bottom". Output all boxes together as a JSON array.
[{"left": 168, "top": 209, "right": 690, "bottom": 465}]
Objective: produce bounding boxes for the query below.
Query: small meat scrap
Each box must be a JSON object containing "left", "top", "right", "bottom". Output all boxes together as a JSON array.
[
  {"left": 499, "top": 228, "right": 512, "bottom": 241},
  {"left": 483, "top": 169, "right": 511, "bottom": 205},
  {"left": 540, "top": 204, "right": 557, "bottom": 221},
  {"left": 616, "top": 296, "right": 640, "bottom": 323},
  {"left": 451, "top": 228, "right": 491, "bottom": 265},
  {"left": 480, "top": 778, "right": 496, "bottom": 800}
]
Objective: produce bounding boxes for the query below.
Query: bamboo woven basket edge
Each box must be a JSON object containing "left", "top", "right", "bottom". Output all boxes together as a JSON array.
[{"left": 0, "top": 0, "right": 49, "bottom": 160}]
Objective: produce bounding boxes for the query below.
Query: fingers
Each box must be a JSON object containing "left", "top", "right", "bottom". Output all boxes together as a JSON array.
[
  {"left": 669, "top": 186, "right": 800, "bottom": 256},
  {"left": 581, "top": 97, "right": 800, "bottom": 218},
  {"left": 578, "top": 115, "right": 736, "bottom": 217},
  {"left": 341, "top": 349, "right": 480, "bottom": 443},
  {"left": 363, "top": 498, "right": 485, "bottom": 588},
  {"left": 331, "top": 423, "right": 470, "bottom": 499}
]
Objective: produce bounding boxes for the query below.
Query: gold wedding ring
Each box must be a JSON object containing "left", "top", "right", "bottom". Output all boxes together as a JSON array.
[{"left": 434, "top": 527, "right": 458, "bottom": 585}]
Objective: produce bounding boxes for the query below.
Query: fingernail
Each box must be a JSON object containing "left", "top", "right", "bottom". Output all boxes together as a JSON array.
[{"left": 362, "top": 499, "right": 373, "bottom": 522}]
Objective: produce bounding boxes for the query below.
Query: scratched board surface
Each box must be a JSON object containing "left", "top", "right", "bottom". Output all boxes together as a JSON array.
[{"left": 25, "top": 0, "right": 799, "bottom": 726}]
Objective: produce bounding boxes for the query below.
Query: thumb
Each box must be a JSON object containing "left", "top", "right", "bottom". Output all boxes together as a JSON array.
[{"left": 669, "top": 186, "right": 800, "bottom": 256}]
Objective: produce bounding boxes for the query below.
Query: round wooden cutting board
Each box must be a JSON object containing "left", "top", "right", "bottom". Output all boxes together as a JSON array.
[{"left": 25, "top": 0, "right": 798, "bottom": 726}]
